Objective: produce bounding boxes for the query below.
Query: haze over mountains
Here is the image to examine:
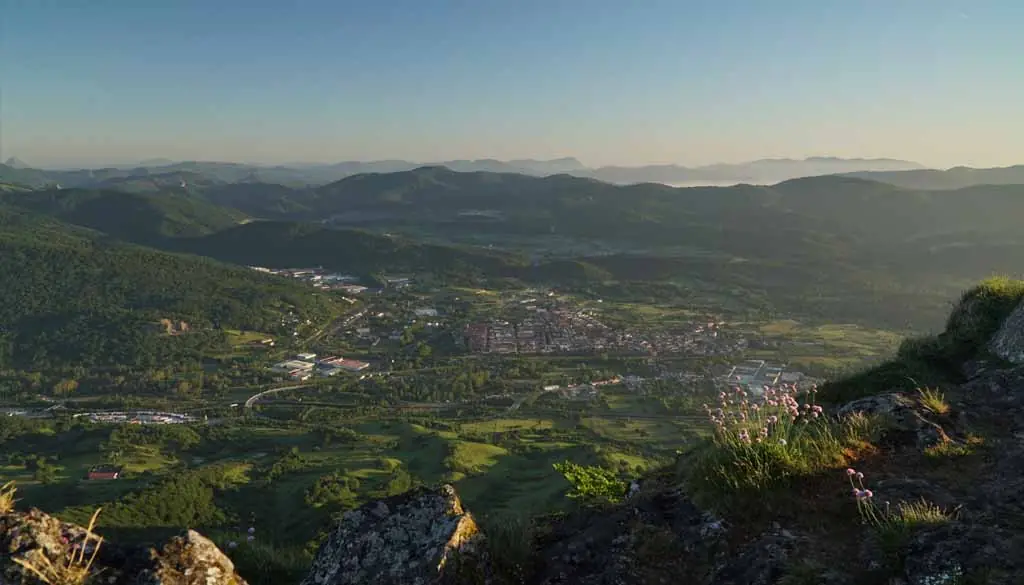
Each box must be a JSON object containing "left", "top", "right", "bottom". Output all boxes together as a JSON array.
[{"left": 0, "top": 156, "right": 928, "bottom": 189}]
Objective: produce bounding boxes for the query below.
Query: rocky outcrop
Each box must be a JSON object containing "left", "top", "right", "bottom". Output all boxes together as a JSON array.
[
  {"left": 837, "top": 392, "right": 951, "bottom": 449},
  {"left": 0, "top": 508, "right": 245, "bottom": 585},
  {"left": 989, "top": 300, "right": 1024, "bottom": 364},
  {"left": 301, "top": 484, "right": 484, "bottom": 585}
]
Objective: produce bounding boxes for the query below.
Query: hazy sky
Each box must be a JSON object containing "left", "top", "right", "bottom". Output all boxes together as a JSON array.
[{"left": 2, "top": 0, "right": 1022, "bottom": 168}]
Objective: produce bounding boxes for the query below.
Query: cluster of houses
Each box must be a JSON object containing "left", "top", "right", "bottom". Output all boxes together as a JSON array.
[
  {"left": 464, "top": 307, "right": 616, "bottom": 354},
  {"left": 464, "top": 305, "right": 744, "bottom": 358},
  {"left": 271, "top": 352, "right": 370, "bottom": 380}
]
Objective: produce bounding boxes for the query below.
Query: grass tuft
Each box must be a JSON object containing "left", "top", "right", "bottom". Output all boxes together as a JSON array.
[
  {"left": 0, "top": 481, "right": 17, "bottom": 514},
  {"left": 13, "top": 508, "right": 104, "bottom": 585},
  {"left": 924, "top": 435, "right": 983, "bottom": 460},
  {"left": 893, "top": 498, "right": 957, "bottom": 527},
  {"left": 918, "top": 387, "right": 951, "bottom": 415}
]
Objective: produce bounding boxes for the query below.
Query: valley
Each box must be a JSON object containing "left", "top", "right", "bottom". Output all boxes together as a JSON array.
[{"left": 0, "top": 163, "right": 1018, "bottom": 583}]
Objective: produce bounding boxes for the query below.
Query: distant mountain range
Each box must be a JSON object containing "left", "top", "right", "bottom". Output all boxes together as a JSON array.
[
  {"left": 4, "top": 166, "right": 1024, "bottom": 330},
  {"left": 0, "top": 156, "right": 933, "bottom": 189}
]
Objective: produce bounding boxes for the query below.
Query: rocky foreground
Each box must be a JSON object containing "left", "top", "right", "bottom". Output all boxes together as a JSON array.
[{"left": 4, "top": 284, "right": 1024, "bottom": 584}]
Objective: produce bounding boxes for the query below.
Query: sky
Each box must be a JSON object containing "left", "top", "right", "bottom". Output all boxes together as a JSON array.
[{"left": 2, "top": 0, "right": 1022, "bottom": 169}]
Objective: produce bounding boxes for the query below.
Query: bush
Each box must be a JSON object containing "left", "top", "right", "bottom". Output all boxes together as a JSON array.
[{"left": 552, "top": 461, "right": 626, "bottom": 505}]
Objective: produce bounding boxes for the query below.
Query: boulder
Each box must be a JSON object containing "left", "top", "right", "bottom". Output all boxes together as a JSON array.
[
  {"left": 534, "top": 485, "right": 727, "bottom": 585},
  {"left": 989, "top": 301, "right": 1024, "bottom": 364},
  {"left": 301, "top": 484, "right": 484, "bottom": 585},
  {"left": 837, "top": 393, "right": 949, "bottom": 449},
  {"left": 144, "top": 530, "right": 248, "bottom": 585},
  {"left": 902, "top": 522, "right": 1024, "bottom": 585},
  {"left": 0, "top": 508, "right": 245, "bottom": 585}
]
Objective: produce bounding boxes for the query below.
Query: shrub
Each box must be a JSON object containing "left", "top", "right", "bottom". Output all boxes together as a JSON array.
[{"left": 552, "top": 461, "right": 626, "bottom": 505}]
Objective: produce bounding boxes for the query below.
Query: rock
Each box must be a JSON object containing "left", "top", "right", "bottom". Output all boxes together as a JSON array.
[
  {"left": 1, "top": 509, "right": 244, "bottom": 585},
  {"left": 534, "top": 485, "right": 728, "bottom": 585},
  {"left": 705, "top": 528, "right": 798, "bottom": 585},
  {"left": 145, "top": 529, "right": 248, "bottom": 585},
  {"left": 903, "top": 522, "right": 1024, "bottom": 585},
  {"left": 989, "top": 301, "right": 1024, "bottom": 364},
  {"left": 838, "top": 393, "right": 950, "bottom": 449},
  {"left": 301, "top": 484, "right": 485, "bottom": 585}
]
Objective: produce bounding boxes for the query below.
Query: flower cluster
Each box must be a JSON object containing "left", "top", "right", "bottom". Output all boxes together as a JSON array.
[
  {"left": 703, "top": 382, "right": 821, "bottom": 445},
  {"left": 845, "top": 467, "right": 889, "bottom": 528}
]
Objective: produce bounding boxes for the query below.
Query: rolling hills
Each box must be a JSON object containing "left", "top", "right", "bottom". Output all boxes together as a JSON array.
[
  {"left": 5, "top": 167, "right": 1024, "bottom": 330},
  {"left": 843, "top": 164, "right": 1024, "bottom": 190},
  {"left": 0, "top": 206, "right": 336, "bottom": 369}
]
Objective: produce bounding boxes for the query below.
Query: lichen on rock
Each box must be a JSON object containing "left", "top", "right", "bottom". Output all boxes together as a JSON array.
[
  {"left": 301, "top": 484, "right": 485, "bottom": 585},
  {"left": 989, "top": 300, "right": 1024, "bottom": 364},
  {"left": 1, "top": 508, "right": 245, "bottom": 585}
]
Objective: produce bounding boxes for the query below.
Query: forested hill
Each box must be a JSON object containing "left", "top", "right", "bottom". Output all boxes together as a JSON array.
[
  {"left": 0, "top": 188, "right": 246, "bottom": 244},
  {"left": 167, "top": 221, "right": 612, "bottom": 284},
  {"left": 0, "top": 207, "right": 336, "bottom": 369}
]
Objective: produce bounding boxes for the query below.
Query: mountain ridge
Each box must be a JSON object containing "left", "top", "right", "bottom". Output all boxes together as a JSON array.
[{"left": 0, "top": 156, "right": 933, "bottom": 189}]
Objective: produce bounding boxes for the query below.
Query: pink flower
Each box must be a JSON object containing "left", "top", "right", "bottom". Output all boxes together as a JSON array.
[
  {"left": 846, "top": 468, "right": 856, "bottom": 476},
  {"left": 856, "top": 472, "right": 864, "bottom": 480},
  {"left": 863, "top": 490, "right": 873, "bottom": 499}
]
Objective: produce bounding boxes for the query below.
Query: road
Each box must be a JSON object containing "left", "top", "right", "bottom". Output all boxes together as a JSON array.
[{"left": 244, "top": 384, "right": 312, "bottom": 410}]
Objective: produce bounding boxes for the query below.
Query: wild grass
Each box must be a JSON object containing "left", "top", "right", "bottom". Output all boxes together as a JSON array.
[
  {"left": 918, "top": 387, "right": 951, "bottom": 415},
  {"left": 924, "top": 435, "right": 983, "bottom": 459},
  {"left": 0, "top": 481, "right": 16, "bottom": 513},
  {"left": 846, "top": 468, "right": 958, "bottom": 572},
  {"left": 13, "top": 508, "right": 104, "bottom": 585},
  {"left": 684, "top": 383, "right": 867, "bottom": 513}
]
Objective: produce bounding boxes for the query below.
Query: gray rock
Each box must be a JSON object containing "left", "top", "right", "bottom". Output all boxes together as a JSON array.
[
  {"left": 301, "top": 484, "right": 484, "bottom": 585},
  {"left": 143, "top": 529, "right": 248, "bottom": 585},
  {"left": 0, "top": 509, "right": 245, "bottom": 585},
  {"left": 903, "top": 523, "right": 1024, "bottom": 585},
  {"left": 838, "top": 393, "right": 949, "bottom": 449},
  {"left": 990, "top": 301, "right": 1024, "bottom": 364}
]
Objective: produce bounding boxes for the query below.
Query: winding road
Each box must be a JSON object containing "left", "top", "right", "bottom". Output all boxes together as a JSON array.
[{"left": 244, "top": 384, "right": 311, "bottom": 410}]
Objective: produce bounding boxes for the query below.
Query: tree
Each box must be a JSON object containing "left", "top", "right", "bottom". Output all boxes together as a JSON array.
[{"left": 52, "top": 378, "right": 79, "bottom": 397}]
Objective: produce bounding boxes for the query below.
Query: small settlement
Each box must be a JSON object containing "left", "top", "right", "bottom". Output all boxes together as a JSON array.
[{"left": 271, "top": 352, "right": 370, "bottom": 380}]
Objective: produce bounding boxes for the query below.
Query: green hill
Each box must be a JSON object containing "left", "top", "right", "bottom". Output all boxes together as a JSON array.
[
  {"left": 169, "top": 220, "right": 611, "bottom": 284},
  {"left": 0, "top": 207, "right": 335, "bottom": 369},
  {"left": 1, "top": 188, "right": 247, "bottom": 243}
]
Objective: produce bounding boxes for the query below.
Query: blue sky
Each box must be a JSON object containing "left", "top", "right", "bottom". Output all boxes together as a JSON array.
[{"left": 2, "top": 0, "right": 1021, "bottom": 168}]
